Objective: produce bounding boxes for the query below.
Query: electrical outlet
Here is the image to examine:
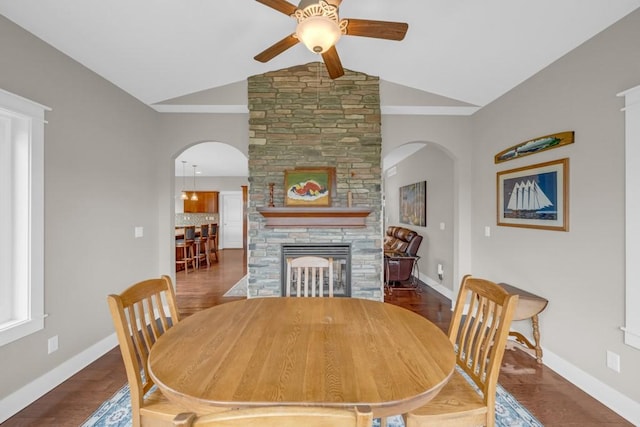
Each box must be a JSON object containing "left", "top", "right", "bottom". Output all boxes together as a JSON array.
[
  {"left": 48, "top": 336, "right": 58, "bottom": 354},
  {"left": 606, "top": 350, "right": 620, "bottom": 373}
]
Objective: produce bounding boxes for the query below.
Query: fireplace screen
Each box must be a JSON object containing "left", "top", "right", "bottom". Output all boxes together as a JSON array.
[{"left": 281, "top": 244, "right": 351, "bottom": 297}]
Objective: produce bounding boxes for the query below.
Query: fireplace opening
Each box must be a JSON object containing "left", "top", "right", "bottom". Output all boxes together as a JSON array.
[{"left": 281, "top": 244, "right": 351, "bottom": 297}]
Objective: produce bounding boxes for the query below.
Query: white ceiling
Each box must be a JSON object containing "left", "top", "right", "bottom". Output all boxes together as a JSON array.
[
  {"left": 2, "top": 0, "right": 638, "bottom": 107},
  {"left": 2, "top": 0, "right": 639, "bottom": 175}
]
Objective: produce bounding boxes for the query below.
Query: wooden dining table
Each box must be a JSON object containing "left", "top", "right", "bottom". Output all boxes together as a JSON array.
[{"left": 147, "top": 297, "right": 455, "bottom": 418}]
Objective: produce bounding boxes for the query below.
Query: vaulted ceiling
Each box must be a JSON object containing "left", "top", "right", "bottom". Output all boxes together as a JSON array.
[
  {"left": 3, "top": 1, "right": 639, "bottom": 176},
  {"left": 2, "top": 0, "right": 639, "bottom": 108}
]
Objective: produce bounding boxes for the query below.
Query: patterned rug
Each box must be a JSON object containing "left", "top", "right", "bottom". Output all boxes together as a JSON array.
[
  {"left": 222, "top": 274, "right": 247, "bottom": 297},
  {"left": 81, "top": 369, "right": 543, "bottom": 427}
]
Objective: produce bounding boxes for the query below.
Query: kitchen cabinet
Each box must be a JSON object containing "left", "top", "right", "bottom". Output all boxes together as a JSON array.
[{"left": 184, "top": 191, "right": 219, "bottom": 213}]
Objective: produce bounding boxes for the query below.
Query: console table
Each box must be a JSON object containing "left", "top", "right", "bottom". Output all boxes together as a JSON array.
[{"left": 498, "top": 282, "right": 548, "bottom": 364}]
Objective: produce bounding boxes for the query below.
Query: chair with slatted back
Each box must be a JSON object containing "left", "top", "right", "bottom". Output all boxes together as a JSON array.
[
  {"left": 172, "top": 405, "right": 373, "bottom": 427},
  {"left": 107, "top": 275, "right": 185, "bottom": 427},
  {"left": 404, "top": 275, "right": 519, "bottom": 427},
  {"left": 286, "top": 256, "right": 334, "bottom": 297}
]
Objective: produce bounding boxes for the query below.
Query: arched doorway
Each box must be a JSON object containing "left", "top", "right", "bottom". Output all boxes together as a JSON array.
[
  {"left": 172, "top": 141, "right": 248, "bottom": 270},
  {"left": 382, "top": 141, "right": 456, "bottom": 300}
]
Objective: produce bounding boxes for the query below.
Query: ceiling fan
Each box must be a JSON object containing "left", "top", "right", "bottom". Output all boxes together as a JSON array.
[{"left": 254, "top": 0, "right": 408, "bottom": 79}]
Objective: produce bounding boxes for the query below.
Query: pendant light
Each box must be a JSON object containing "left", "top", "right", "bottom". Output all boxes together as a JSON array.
[
  {"left": 180, "top": 161, "right": 188, "bottom": 200},
  {"left": 190, "top": 164, "right": 198, "bottom": 201}
]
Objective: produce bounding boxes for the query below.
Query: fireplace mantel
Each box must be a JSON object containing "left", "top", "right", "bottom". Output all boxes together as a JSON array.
[{"left": 257, "top": 207, "right": 373, "bottom": 227}]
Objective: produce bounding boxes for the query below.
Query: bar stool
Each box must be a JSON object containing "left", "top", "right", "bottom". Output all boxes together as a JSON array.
[
  {"left": 208, "top": 223, "right": 218, "bottom": 263},
  {"left": 194, "top": 224, "right": 210, "bottom": 269},
  {"left": 175, "top": 226, "right": 196, "bottom": 274}
]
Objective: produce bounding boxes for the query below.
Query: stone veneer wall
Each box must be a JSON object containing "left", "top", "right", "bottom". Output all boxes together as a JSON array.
[{"left": 247, "top": 62, "right": 383, "bottom": 300}]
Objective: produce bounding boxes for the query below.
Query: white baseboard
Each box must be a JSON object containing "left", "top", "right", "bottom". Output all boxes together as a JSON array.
[
  {"left": 419, "top": 277, "right": 640, "bottom": 425},
  {"left": 542, "top": 348, "right": 640, "bottom": 425},
  {"left": 419, "top": 273, "right": 453, "bottom": 300},
  {"left": 0, "top": 333, "right": 118, "bottom": 423}
]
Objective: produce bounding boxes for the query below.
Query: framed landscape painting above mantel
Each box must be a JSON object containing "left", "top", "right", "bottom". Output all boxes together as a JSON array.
[{"left": 497, "top": 158, "right": 569, "bottom": 231}]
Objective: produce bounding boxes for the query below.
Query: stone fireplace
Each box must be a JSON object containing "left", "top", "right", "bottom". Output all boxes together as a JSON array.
[{"left": 247, "top": 62, "right": 383, "bottom": 300}]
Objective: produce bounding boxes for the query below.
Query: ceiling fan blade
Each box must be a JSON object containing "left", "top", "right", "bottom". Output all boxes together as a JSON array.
[
  {"left": 345, "top": 18, "right": 408, "bottom": 41},
  {"left": 254, "top": 34, "right": 300, "bottom": 63},
  {"left": 326, "top": 0, "right": 343, "bottom": 7},
  {"left": 255, "top": 0, "right": 298, "bottom": 16},
  {"left": 321, "top": 46, "right": 344, "bottom": 79}
]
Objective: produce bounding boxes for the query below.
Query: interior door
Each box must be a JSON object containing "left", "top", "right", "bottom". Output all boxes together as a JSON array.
[{"left": 221, "top": 192, "right": 243, "bottom": 249}]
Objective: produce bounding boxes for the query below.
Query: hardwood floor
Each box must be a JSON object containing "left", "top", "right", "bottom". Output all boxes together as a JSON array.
[{"left": 2, "top": 249, "right": 631, "bottom": 426}]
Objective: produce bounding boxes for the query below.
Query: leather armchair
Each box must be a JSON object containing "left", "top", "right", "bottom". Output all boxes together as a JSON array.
[{"left": 383, "top": 226, "right": 423, "bottom": 283}]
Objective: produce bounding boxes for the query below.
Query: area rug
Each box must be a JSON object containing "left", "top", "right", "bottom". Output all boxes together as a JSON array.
[
  {"left": 81, "top": 370, "right": 543, "bottom": 427},
  {"left": 222, "top": 274, "right": 247, "bottom": 297}
]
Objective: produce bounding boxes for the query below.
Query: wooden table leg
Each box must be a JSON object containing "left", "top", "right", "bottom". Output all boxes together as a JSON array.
[{"left": 531, "top": 314, "right": 543, "bottom": 364}]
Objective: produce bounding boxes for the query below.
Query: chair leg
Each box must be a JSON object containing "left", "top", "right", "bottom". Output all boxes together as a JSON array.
[
  {"left": 211, "top": 237, "right": 218, "bottom": 262},
  {"left": 177, "top": 245, "right": 188, "bottom": 275},
  {"left": 189, "top": 244, "right": 196, "bottom": 271},
  {"left": 194, "top": 243, "right": 200, "bottom": 270},
  {"left": 185, "top": 246, "right": 189, "bottom": 274}
]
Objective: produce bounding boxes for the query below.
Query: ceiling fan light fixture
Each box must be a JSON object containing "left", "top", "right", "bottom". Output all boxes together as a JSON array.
[
  {"left": 295, "top": 1, "right": 346, "bottom": 54},
  {"left": 296, "top": 15, "right": 341, "bottom": 53}
]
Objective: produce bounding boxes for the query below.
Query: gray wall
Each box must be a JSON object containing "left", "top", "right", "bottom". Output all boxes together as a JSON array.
[
  {"left": 470, "top": 9, "right": 640, "bottom": 403},
  {"left": 0, "top": 15, "right": 160, "bottom": 398}
]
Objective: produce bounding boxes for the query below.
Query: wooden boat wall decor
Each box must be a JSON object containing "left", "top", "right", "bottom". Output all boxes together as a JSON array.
[{"left": 494, "top": 131, "right": 574, "bottom": 163}]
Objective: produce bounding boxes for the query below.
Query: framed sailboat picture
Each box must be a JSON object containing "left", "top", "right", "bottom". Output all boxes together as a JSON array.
[{"left": 497, "top": 158, "right": 569, "bottom": 231}]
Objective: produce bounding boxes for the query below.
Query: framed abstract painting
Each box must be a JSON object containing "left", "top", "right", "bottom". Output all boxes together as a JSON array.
[{"left": 399, "top": 181, "right": 427, "bottom": 227}]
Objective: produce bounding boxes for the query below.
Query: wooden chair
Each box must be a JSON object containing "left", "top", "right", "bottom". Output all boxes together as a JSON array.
[
  {"left": 107, "top": 275, "right": 185, "bottom": 427},
  {"left": 176, "top": 225, "right": 196, "bottom": 274},
  {"left": 286, "top": 256, "right": 334, "bottom": 297},
  {"left": 404, "top": 275, "right": 519, "bottom": 427},
  {"left": 172, "top": 405, "right": 373, "bottom": 427}
]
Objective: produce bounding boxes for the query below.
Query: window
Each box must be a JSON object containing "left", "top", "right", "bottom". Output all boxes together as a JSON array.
[
  {"left": 619, "top": 84, "right": 640, "bottom": 350},
  {"left": 0, "top": 88, "right": 48, "bottom": 347}
]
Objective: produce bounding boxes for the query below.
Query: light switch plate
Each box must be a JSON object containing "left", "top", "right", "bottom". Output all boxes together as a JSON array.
[
  {"left": 134, "top": 226, "right": 144, "bottom": 238},
  {"left": 48, "top": 336, "right": 58, "bottom": 354},
  {"left": 607, "top": 350, "right": 621, "bottom": 372}
]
